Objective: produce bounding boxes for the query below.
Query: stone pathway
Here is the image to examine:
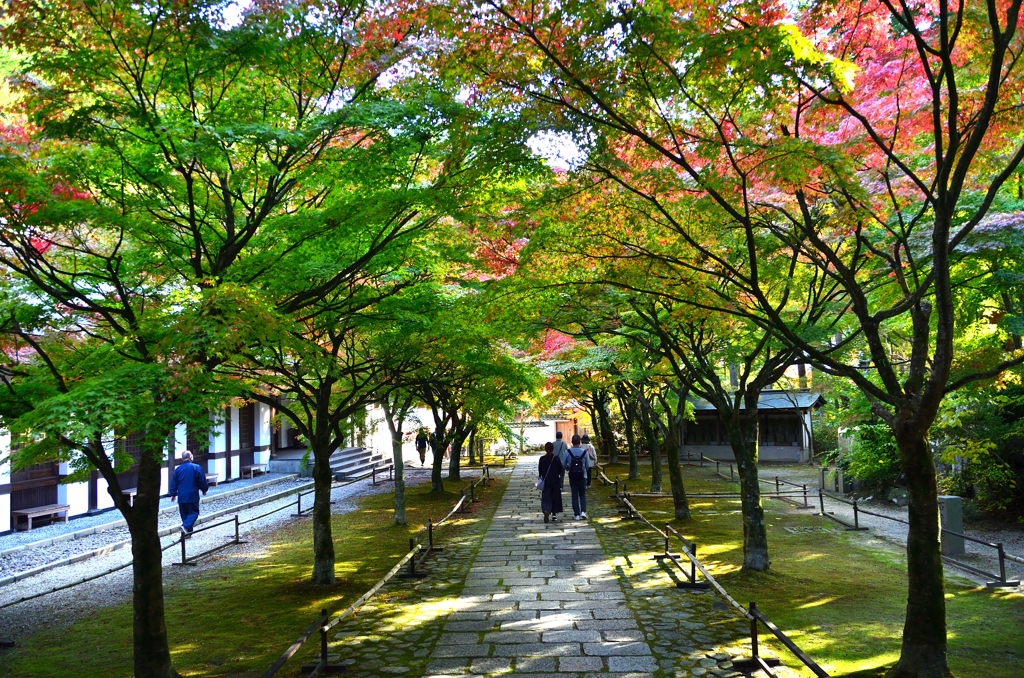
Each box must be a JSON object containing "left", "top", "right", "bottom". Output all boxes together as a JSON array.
[
  {"left": 424, "top": 459, "right": 655, "bottom": 677},
  {"left": 326, "top": 458, "right": 781, "bottom": 678}
]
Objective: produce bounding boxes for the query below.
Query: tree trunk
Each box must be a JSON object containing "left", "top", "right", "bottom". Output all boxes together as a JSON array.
[
  {"left": 725, "top": 414, "right": 770, "bottom": 572},
  {"left": 431, "top": 425, "right": 446, "bottom": 493},
  {"left": 449, "top": 428, "right": 466, "bottom": 481},
  {"left": 310, "top": 430, "right": 336, "bottom": 584},
  {"left": 598, "top": 393, "right": 619, "bottom": 464},
  {"left": 664, "top": 418, "right": 691, "bottom": 520},
  {"left": 127, "top": 446, "right": 177, "bottom": 678},
  {"left": 888, "top": 433, "right": 951, "bottom": 678},
  {"left": 384, "top": 413, "right": 407, "bottom": 526},
  {"left": 467, "top": 428, "right": 476, "bottom": 465},
  {"left": 622, "top": 399, "right": 640, "bottom": 479},
  {"left": 587, "top": 398, "right": 601, "bottom": 451},
  {"left": 639, "top": 408, "right": 662, "bottom": 493}
]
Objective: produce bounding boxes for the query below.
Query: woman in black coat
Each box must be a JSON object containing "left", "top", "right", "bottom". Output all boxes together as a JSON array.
[{"left": 538, "top": 442, "right": 564, "bottom": 523}]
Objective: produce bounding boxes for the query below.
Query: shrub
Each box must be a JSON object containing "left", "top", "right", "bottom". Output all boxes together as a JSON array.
[{"left": 847, "top": 424, "right": 902, "bottom": 491}]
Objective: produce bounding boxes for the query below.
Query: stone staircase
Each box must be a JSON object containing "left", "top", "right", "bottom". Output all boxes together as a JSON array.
[{"left": 330, "top": 446, "right": 390, "bottom": 481}]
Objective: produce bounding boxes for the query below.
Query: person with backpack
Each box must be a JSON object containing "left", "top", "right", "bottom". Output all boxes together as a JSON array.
[{"left": 561, "top": 434, "right": 589, "bottom": 519}]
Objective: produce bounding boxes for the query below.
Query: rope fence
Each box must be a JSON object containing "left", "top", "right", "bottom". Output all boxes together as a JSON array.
[
  {"left": 0, "top": 467, "right": 385, "bottom": 607},
  {"left": 610, "top": 487, "right": 830, "bottom": 677},
  {"left": 262, "top": 467, "right": 492, "bottom": 677}
]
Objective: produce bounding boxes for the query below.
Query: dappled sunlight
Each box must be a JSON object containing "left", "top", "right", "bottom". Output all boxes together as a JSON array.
[{"left": 796, "top": 596, "right": 839, "bottom": 609}]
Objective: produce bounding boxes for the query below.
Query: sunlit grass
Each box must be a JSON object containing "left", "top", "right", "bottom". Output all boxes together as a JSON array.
[
  {"left": 597, "top": 460, "right": 1024, "bottom": 677},
  {"left": 2, "top": 472, "right": 509, "bottom": 678}
]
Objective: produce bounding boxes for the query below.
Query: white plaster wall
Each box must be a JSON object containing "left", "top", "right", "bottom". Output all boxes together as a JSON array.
[
  {"left": 230, "top": 453, "right": 240, "bottom": 480},
  {"left": 230, "top": 406, "right": 240, "bottom": 451},
  {"left": 65, "top": 480, "right": 90, "bottom": 517},
  {"left": 174, "top": 423, "right": 187, "bottom": 456},
  {"left": 279, "top": 419, "right": 291, "bottom": 448},
  {"left": 160, "top": 466, "right": 169, "bottom": 495},
  {"left": 57, "top": 462, "right": 69, "bottom": 505},
  {"left": 255, "top": 449, "right": 270, "bottom": 465},
  {"left": 211, "top": 457, "right": 226, "bottom": 482},
  {"left": 0, "top": 429, "right": 10, "bottom": 532},
  {"left": 96, "top": 477, "right": 115, "bottom": 510},
  {"left": 680, "top": 444, "right": 805, "bottom": 463},
  {"left": 0, "top": 494, "right": 8, "bottom": 532},
  {"left": 255, "top": 403, "right": 271, "bottom": 447},
  {"left": 519, "top": 422, "right": 558, "bottom": 449},
  {"left": 96, "top": 435, "right": 116, "bottom": 509},
  {"left": 210, "top": 411, "right": 226, "bottom": 454}
]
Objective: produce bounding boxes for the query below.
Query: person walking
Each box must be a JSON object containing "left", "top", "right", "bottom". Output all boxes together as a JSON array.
[
  {"left": 169, "top": 451, "right": 209, "bottom": 535},
  {"left": 415, "top": 429, "right": 428, "bottom": 467},
  {"left": 562, "top": 434, "right": 589, "bottom": 520},
  {"left": 552, "top": 431, "right": 569, "bottom": 490},
  {"left": 538, "top": 442, "right": 564, "bottom": 523},
  {"left": 581, "top": 434, "right": 597, "bottom": 488}
]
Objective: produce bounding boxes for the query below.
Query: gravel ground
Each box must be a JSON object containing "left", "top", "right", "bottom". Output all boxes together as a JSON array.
[
  {"left": 0, "top": 475, "right": 311, "bottom": 578},
  {"left": 0, "top": 472, "right": 297, "bottom": 551},
  {"left": 0, "top": 468, "right": 460, "bottom": 643},
  {"left": 758, "top": 463, "right": 1024, "bottom": 587}
]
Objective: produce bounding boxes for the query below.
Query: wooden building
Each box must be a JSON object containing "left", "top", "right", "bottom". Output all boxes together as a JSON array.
[{"left": 681, "top": 390, "right": 825, "bottom": 463}]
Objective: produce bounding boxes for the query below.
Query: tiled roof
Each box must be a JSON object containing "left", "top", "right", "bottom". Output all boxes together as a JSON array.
[{"left": 691, "top": 390, "right": 825, "bottom": 412}]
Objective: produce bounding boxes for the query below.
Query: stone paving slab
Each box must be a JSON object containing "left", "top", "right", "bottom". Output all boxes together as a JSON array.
[{"left": 318, "top": 457, "right": 799, "bottom": 678}]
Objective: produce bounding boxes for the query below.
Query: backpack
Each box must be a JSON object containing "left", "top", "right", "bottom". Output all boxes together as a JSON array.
[{"left": 568, "top": 448, "right": 586, "bottom": 476}]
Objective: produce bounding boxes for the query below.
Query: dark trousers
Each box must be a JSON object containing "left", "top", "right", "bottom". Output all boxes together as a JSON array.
[
  {"left": 178, "top": 502, "right": 200, "bottom": 532},
  {"left": 568, "top": 473, "right": 587, "bottom": 515}
]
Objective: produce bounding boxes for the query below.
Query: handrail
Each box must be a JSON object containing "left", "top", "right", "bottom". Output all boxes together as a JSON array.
[
  {"left": 263, "top": 469, "right": 494, "bottom": 676},
  {"left": 612, "top": 489, "right": 830, "bottom": 677},
  {"left": 0, "top": 467, "right": 380, "bottom": 603},
  {"left": 0, "top": 536, "right": 180, "bottom": 611},
  {"left": 748, "top": 602, "right": 830, "bottom": 678},
  {"left": 260, "top": 610, "right": 330, "bottom": 678},
  {"left": 661, "top": 524, "right": 709, "bottom": 590},
  {"left": 816, "top": 488, "right": 1021, "bottom": 586}
]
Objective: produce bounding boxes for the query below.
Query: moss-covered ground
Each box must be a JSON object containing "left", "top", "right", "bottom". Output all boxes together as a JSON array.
[
  {"left": 595, "top": 459, "right": 1024, "bottom": 677},
  {"left": 1, "top": 467, "right": 510, "bottom": 678}
]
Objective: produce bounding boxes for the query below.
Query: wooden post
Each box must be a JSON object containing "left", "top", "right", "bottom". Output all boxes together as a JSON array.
[{"left": 750, "top": 603, "right": 759, "bottom": 658}]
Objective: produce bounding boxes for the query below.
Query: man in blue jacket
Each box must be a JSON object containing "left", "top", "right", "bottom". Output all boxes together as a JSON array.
[{"left": 169, "top": 451, "right": 209, "bottom": 534}]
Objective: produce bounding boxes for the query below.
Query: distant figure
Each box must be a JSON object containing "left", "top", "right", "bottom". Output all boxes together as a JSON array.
[
  {"left": 415, "top": 429, "right": 428, "bottom": 466},
  {"left": 562, "top": 434, "right": 589, "bottom": 520},
  {"left": 169, "top": 451, "right": 209, "bottom": 535},
  {"left": 581, "top": 434, "right": 597, "bottom": 488},
  {"left": 552, "top": 431, "right": 569, "bottom": 489},
  {"left": 538, "top": 442, "right": 564, "bottom": 523}
]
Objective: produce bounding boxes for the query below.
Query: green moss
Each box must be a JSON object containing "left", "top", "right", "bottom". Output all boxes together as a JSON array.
[
  {"left": 2, "top": 473, "right": 509, "bottom": 678},
  {"left": 597, "top": 461, "right": 1024, "bottom": 677}
]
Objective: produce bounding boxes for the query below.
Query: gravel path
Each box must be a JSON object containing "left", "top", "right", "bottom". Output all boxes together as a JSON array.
[
  {"left": 0, "top": 471, "right": 440, "bottom": 642},
  {"left": 0, "top": 475, "right": 311, "bottom": 578},
  {"left": 758, "top": 464, "right": 1024, "bottom": 586},
  {"left": 0, "top": 472, "right": 297, "bottom": 551}
]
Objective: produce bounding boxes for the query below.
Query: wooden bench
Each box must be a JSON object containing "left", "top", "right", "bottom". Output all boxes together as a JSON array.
[
  {"left": 241, "top": 464, "right": 268, "bottom": 479},
  {"left": 12, "top": 504, "right": 71, "bottom": 531},
  {"left": 122, "top": 488, "right": 137, "bottom": 507},
  {"left": 206, "top": 473, "right": 219, "bottom": 487}
]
